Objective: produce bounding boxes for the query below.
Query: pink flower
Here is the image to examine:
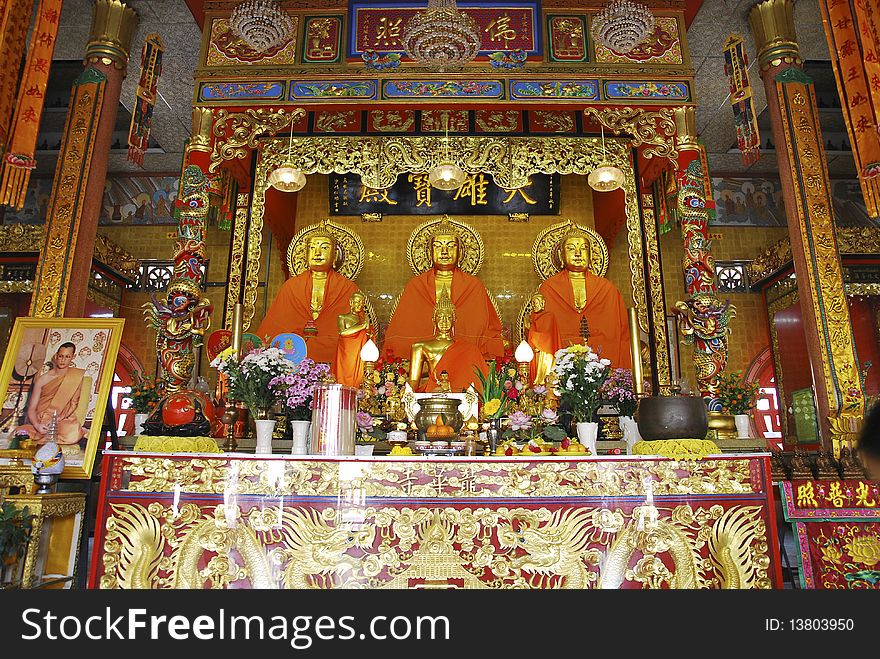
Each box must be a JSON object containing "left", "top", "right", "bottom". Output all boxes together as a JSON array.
[{"left": 509, "top": 411, "right": 532, "bottom": 432}]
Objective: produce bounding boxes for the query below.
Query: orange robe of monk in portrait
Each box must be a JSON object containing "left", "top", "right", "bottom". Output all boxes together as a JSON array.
[
  {"left": 335, "top": 325, "right": 368, "bottom": 388},
  {"left": 420, "top": 340, "right": 490, "bottom": 394},
  {"left": 257, "top": 269, "right": 359, "bottom": 369},
  {"left": 383, "top": 268, "right": 504, "bottom": 362},
  {"left": 539, "top": 270, "right": 632, "bottom": 368},
  {"left": 528, "top": 310, "right": 562, "bottom": 384},
  {"left": 16, "top": 368, "right": 87, "bottom": 445}
]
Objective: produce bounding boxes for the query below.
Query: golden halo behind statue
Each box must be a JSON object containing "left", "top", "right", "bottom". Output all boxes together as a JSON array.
[
  {"left": 287, "top": 219, "right": 365, "bottom": 280},
  {"left": 406, "top": 215, "right": 485, "bottom": 276},
  {"left": 515, "top": 292, "right": 539, "bottom": 347},
  {"left": 532, "top": 220, "right": 609, "bottom": 281}
]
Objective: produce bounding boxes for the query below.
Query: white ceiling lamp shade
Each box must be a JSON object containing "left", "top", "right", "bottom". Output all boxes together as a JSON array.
[
  {"left": 588, "top": 124, "right": 624, "bottom": 193},
  {"left": 268, "top": 114, "right": 306, "bottom": 193}
]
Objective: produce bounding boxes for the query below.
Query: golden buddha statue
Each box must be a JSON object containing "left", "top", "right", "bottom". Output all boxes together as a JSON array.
[
  {"left": 257, "top": 226, "right": 360, "bottom": 369},
  {"left": 335, "top": 291, "right": 373, "bottom": 388},
  {"left": 408, "top": 291, "right": 488, "bottom": 393},
  {"left": 384, "top": 217, "right": 504, "bottom": 362},
  {"left": 524, "top": 293, "right": 562, "bottom": 387},
  {"left": 538, "top": 229, "right": 631, "bottom": 368}
]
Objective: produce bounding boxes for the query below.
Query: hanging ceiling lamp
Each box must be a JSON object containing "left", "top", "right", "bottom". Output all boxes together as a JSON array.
[
  {"left": 588, "top": 125, "right": 625, "bottom": 192},
  {"left": 229, "top": 0, "right": 294, "bottom": 52},
  {"left": 428, "top": 113, "right": 466, "bottom": 190},
  {"left": 591, "top": 0, "right": 655, "bottom": 55},
  {"left": 402, "top": 0, "right": 482, "bottom": 72},
  {"left": 268, "top": 116, "right": 306, "bottom": 193}
]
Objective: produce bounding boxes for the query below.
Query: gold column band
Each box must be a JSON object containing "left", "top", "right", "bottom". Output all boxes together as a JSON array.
[
  {"left": 748, "top": 0, "right": 801, "bottom": 70},
  {"left": 188, "top": 107, "right": 214, "bottom": 153},
  {"left": 85, "top": 0, "right": 138, "bottom": 70},
  {"left": 673, "top": 106, "right": 699, "bottom": 152}
]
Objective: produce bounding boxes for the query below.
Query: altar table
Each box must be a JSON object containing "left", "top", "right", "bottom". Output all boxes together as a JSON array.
[{"left": 89, "top": 452, "right": 782, "bottom": 589}]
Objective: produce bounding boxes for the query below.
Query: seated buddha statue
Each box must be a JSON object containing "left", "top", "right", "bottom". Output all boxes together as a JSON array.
[
  {"left": 538, "top": 229, "right": 631, "bottom": 368},
  {"left": 524, "top": 293, "right": 562, "bottom": 387},
  {"left": 409, "top": 290, "right": 489, "bottom": 393},
  {"left": 384, "top": 218, "right": 504, "bottom": 362},
  {"left": 256, "top": 227, "right": 360, "bottom": 369},
  {"left": 335, "top": 291, "right": 373, "bottom": 388}
]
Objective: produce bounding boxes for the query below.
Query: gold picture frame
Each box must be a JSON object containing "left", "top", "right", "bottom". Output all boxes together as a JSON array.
[{"left": 0, "top": 317, "right": 125, "bottom": 479}]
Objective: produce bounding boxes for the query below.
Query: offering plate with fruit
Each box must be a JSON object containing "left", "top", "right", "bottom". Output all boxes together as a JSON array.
[{"left": 493, "top": 436, "right": 591, "bottom": 457}]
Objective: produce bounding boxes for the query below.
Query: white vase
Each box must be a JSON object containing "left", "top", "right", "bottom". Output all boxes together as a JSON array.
[
  {"left": 290, "top": 420, "right": 311, "bottom": 455},
  {"left": 254, "top": 419, "right": 276, "bottom": 454},
  {"left": 734, "top": 413, "right": 751, "bottom": 438},
  {"left": 619, "top": 415, "right": 641, "bottom": 454},
  {"left": 576, "top": 421, "right": 599, "bottom": 456},
  {"left": 355, "top": 444, "right": 375, "bottom": 456},
  {"left": 134, "top": 412, "right": 149, "bottom": 436}
]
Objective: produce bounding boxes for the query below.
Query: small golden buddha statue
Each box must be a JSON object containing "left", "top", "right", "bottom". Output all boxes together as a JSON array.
[
  {"left": 408, "top": 291, "right": 488, "bottom": 393},
  {"left": 335, "top": 291, "right": 373, "bottom": 388},
  {"left": 437, "top": 370, "right": 452, "bottom": 393},
  {"left": 524, "top": 292, "right": 561, "bottom": 387}
]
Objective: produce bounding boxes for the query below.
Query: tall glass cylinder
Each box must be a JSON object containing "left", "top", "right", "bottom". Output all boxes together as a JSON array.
[{"left": 310, "top": 383, "right": 357, "bottom": 455}]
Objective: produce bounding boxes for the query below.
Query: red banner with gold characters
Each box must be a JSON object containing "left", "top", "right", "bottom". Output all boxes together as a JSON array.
[
  {"left": 0, "top": 0, "right": 62, "bottom": 209},
  {"left": 0, "top": 0, "right": 35, "bottom": 153},
  {"left": 819, "top": 0, "right": 880, "bottom": 217},
  {"left": 781, "top": 480, "right": 880, "bottom": 589},
  {"left": 722, "top": 34, "right": 760, "bottom": 166},
  {"left": 127, "top": 34, "right": 165, "bottom": 167}
]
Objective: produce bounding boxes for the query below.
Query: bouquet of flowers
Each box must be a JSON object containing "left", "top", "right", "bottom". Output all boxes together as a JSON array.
[
  {"left": 717, "top": 370, "right": 760, "bottom": 415},
  {"left": 600, "top": 368, "right": 638, "bottom": 417},
  {"left": 371, "top": 358, "right": 411, "bottom": 404},
  {"left": 212, "top": 347, "right": 291, "bottom": 413},
  {"left": 125, "top": 372, "right": 161, "bottom": 414},
  {"left": 475, "top": 360, "right": 519, "bottom": 419},
  {"left": 553, "top": 345, "right": 611, "bottom": 423},
  {"left": 269, "top": 358, "right": 330, "bottom": 421}
]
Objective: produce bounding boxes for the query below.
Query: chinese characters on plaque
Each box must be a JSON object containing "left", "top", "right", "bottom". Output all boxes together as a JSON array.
[{"left": 330, "top": 172, "right": 559, "bottom": 216}]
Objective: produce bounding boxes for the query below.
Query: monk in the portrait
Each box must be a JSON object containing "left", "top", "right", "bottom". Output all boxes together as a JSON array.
[
  {"left": 335, "top": 292, "right": 372, "bottom": 388},
  {"left": 256, "top": 228, "right": 359, "bottom": 369},
  {"left": 409, "top": 291, "right": 489, "bottom": 393},
  {"left": 384, "top": 219, "right": 504, "bottom": 362},
  {"left": 15, "top": 342, "right": 88, "bottom": 445},
  {"left": 538, "top": 231, "right": 631, "bottom": 368}
]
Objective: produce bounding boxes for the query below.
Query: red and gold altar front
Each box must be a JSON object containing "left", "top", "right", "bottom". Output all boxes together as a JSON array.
[{"left": 89, "top": 452, "right": 782, "bottom": 589}]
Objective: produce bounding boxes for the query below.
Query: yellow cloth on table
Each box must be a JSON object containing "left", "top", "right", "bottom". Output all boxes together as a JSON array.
[
  {"left": 133, "top": 436, "right": 221, "bottom": 454},
  {"left": 631, "top": 439, "right": 720, "bottom": 461}
]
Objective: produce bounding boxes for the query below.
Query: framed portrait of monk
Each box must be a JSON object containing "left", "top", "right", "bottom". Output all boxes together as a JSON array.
[{"left": 0, "top": 317, "right": 124, "bottom": 479}]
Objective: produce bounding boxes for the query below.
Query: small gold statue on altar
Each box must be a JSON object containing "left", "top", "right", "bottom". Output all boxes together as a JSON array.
[
  {"left": 408, "top": 291, "right": 488, "bottom": 393},
  {"left": 335, "top": 291, "right": 373, "bottom": 388},
  {"left": 524, "top": 292, "right": 562, "bottom": 387},
  {"left": 437, "top": 371, "right": 452, "bottom": 393}
]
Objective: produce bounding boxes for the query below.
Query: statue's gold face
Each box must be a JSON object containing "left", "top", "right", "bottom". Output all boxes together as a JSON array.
[
  {"left": 350, "top": 293, "right": 365, "bottom": 313},
  {"left": 435, "top": 310, "right": 454, "bottom": 334},
  {"left": 431, "top": 234, "right": 459, "bottom": 271},
  {"left": 307, "top": 236, "right": 336, "bottom": 272},
  {"left": 531, "top": 294, "right": 545, "bottom": 312},
  {"left": 561, "top": 237, "right": 589, "bottom": 273}
]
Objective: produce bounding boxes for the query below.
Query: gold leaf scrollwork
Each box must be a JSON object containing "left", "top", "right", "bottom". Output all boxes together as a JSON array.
[
  {"left": 209, "top": 107, "right": 307, "bottom": 174},
  {"left": 584, "top": 107, "right": 678, "bottom": 164}
]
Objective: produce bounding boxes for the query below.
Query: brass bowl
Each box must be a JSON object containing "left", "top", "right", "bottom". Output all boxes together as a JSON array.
[
  {"left": 636, "top": 395, "right": 709, "bottom": 441},
  {"left": 414, "top": 397, "right": 464, "bottom": 440}
]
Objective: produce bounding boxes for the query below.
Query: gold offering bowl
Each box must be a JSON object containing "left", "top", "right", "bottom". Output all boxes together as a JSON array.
[{"left": 414, "top": 397, "right": 464, "bottom": 440}]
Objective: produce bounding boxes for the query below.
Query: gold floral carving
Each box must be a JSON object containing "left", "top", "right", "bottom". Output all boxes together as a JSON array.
[
  {"left": 370, "top": 110, "right": 415, "bottom": 132},
  {"left": 117, "top": 456, "right": 757, "bottom": 498},
  {"left": 475, "top": 110, "right": 519, "bottom": 132},
  {"left": 640, "top": 205, "right": 672, "bottom": 393},
  {"left": 748, "top": 237, "right": 792, "bottom": 283},
  {"left": 0, "top": 224, "right": 44, "bottom": 251},
  {"left": 287, "top": 219, "right": 365, "bottom": 280},
  {"left": 422, "top": 109, "right": 468, "bottom": 132},
  {"left": 407, "top": 216, "right": 485, "bottom": 276},
  {"left": 767, "top": 287, "right": 798, "bottom": 440},
  {"left": 94, "top": 234, "right": 137, "bottom": 277},
  {"left": 835, "top": 227, "right": 880, "bottom": 255},
  {"left": 223, "top": 199, "right": 249, "bottom": 330},
  {"left": 532, "top": 220, "right": 609, "bottom": 280},
  {"left": 532, "top": 111, "right": 575, "bottom": 133},
  {"left": 315, "top": 110, "right": 356, "bottom": 133},
  {"left": 776, "top": 72, "right": 864, "bottom": 425},
  {"left": 32, "top": 72, "right": 106, "bottom": 318},
  {"left": 209, "top": 107, "right": 307, "bottom": 174},
  {"left": 584, "top": 107, "right": 678, "bottom": 165},
  {"left": 98, "top": 499, "right": 772, "bottom": 589}
]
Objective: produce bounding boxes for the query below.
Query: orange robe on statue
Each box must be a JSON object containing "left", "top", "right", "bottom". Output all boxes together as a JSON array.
[
  {"left": 335, "top": 326, "right": 368, "bottom": 388},
  {"left": 538, "top": 270, "right": 632, "bottom": 368},
  {"left": 383, "top": 268, "right": 504, "bottom": 361},
  {"left": 421, "top": 340, "right": 490, "bottom": 393},
  {"left": 528, "top": 310, "right": 562, "bottom": 384},
  {"left": 256, "top": 269, "right": 359, "bottom": 369}
]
